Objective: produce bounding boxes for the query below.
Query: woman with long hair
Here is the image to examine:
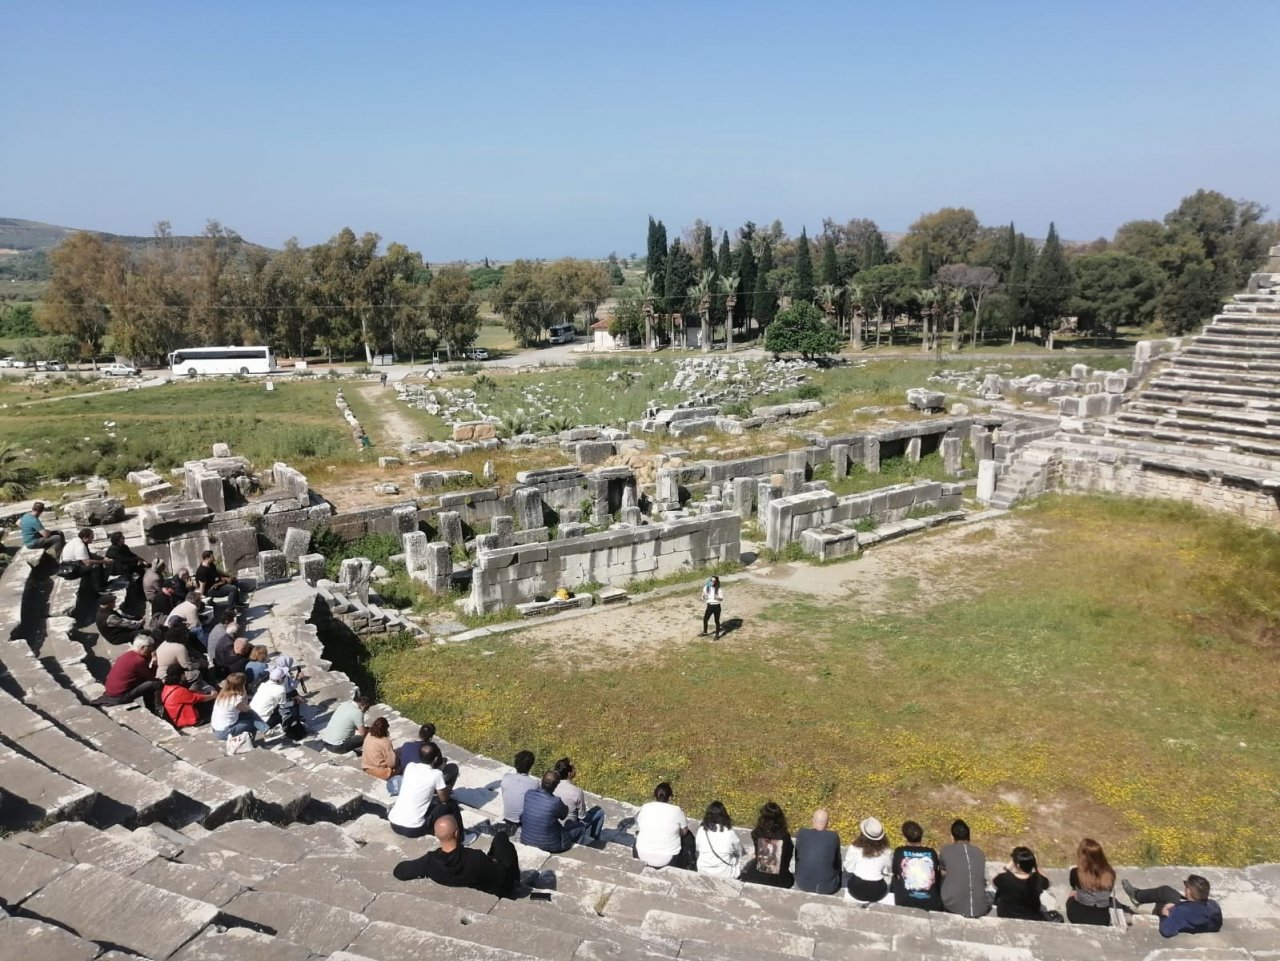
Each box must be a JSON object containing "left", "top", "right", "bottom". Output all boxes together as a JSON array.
[
  {"left": 739, "top": 801, "right": 794, "bottom": 888},
  {"left": 695, "top": 800, "right": 745, "bottom": 879},
  {"left": 634, "top": 781, "right": 694, "bottom": 870},
  {"left": 361, "top": 716, "right": 399, "bottom": 784},
  {"left": 1067, "top": 837, "right": 1118, "bottom": 925},
  {"left": 210, "top": 672, "right": 266, "bottom": 753},
  {"left": 844, "top": 817, "right": 893, "bottom": 903},
  {"left": 992, "top": 846, "right": 1051, "bottom": 921}
]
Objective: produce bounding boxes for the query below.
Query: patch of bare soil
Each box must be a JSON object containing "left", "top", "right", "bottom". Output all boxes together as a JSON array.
[{"left": 513, "top": 515, "right": 1044, "bottom": 666}]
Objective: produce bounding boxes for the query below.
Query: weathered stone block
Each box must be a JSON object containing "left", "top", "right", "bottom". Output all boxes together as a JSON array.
[
  {"left": 299, "top": 553, "right": 326, "bottom": 586},
  {"left": 212, "top": 442, "right": 232, "bottom": 458},
  {"left": 863, "top": 437, "right": 881, "bottom": 473},
  {"left": 941, "top": 436, "right": 963, "bottom": 476},
  {"left": 282, "top": 527, "right": 311, "bottom": 563},
  {"left": 513, "top": 487, "right": 543, "bottom": 530},
  {"left": 66, "top": 496, "right": 125, "bottom": 527},
  {"left": 216, "top": 526, "right": 260, "bottom": 574},
  {"left": 977, "top": 460, "right": 998, "bottom": 503},
  {"left": 258, "top": 550, "right": 288, "bottom": 583},
  {"left": 905, "top": 436, "right": 922, "bottom": 464}
]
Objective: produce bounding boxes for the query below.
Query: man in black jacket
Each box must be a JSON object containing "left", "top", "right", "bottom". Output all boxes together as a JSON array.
[{"left": 393, "top": 814, "right": 520, "bottom": 898}]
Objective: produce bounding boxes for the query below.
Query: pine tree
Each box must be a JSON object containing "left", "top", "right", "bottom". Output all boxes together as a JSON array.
[
  {"left": 735, "top": 229, "right": 758, "bottom": 331},
  {"left": 861, "top": 229, "right": 888, "bottom": 269},
  {"left": 1029, "top": 222, "right": 1074, "bottom": 331},
  {"left": 754, "top": 241, "right": 778, "bottom": 329},
  {"left": 820, "top": 234, "right": 839, "bottom": 286},
  {"left": 793, "top": 227, "right": 815, "bottom": 304}
]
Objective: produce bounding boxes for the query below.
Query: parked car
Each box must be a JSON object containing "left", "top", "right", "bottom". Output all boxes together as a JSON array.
[
  {"left": 8, "top": 358, "right": 30, "bottom": 368},
  {"left": 0, "top": 357, "right": 13, "bottom": 368},
  {"left": 467, "top": 347, "right": 490, "bottom": 361},
  {"left": 101, "top": 362, "right": 141, "bottom": 377},
  {"left": 44, "top": 360, "right": 68, "bottom": 371}
]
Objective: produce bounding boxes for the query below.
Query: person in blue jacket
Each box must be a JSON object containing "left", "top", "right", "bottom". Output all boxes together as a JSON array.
[
  {"left": 520, "top": 771, "right": 591, "bottom": 853},
  {"left": 1123, "top": 874, "right": 1223, "bottom": 938}
]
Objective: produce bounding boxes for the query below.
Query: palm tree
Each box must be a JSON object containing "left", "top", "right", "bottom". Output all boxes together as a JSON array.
[
  {"left": 689, "top": 269, "right": 715, "bottom": 353},
  {"left": 915, "top": 286, "right": 941, "bottom": 353},
  {"left": 0, "top": 444, "right": 39, "bottom": 502},
  {"left": 718, "top": 273, "right": 739, "bottom": 353},
  {"left": 816, "top": 283, "right": 843, "bottom": 327}
]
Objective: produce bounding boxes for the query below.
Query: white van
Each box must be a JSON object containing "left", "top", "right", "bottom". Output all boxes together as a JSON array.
[{"left": 548, "top": 323, "right": 575, "bottom": 345}]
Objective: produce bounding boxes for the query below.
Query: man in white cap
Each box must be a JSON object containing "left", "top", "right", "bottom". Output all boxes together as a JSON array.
[{"left": 249, "top": 663, "right": 291, "bottom": 729}]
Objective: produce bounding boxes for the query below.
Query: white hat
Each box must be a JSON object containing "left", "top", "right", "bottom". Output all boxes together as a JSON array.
[{"left": 860, "top": 817, "right": 886, "bottom": 842}]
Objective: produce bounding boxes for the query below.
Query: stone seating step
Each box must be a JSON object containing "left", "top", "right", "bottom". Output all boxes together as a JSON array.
[
  {"left": 0, "top": 830, "right": 75, "bottom": 906},
  {"left": 1183, "top": 342, "right": 1280, "bottom": 361},
  {"left": 19, "top": 861, "right": 219, "bottom": 959},
  {"left": 1116, "top": 410, "right": 1280, "bottom": 442},
  {"left": 1105, "top": 420, "right": 1280, "bottom": 459},
  {"left": 1124, "top": 402, "right": 1280, "bottom": 428},
  {"left": 1, "top": 720, "right": 174, "bottom": 828},
  {"left": 0, "top": 914, "right": 102, "bottom": 961},
  {"left": 344, "top": 920, "right": 544, "bottom": 961},
  {"left": 1175, "top": 354, "right": 1280, "bottom": 374},
  {"left": 171, "top": 927, "right": 315, "bottom": 961},
  {"left": 1154, "top": 368, "right": 1280, "bottom": 390}
]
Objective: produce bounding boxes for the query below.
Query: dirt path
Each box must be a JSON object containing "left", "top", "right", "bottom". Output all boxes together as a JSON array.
[
  {"left": 513, "top": 514, "right": 1040, "bottom": 666},
  {"left": 355, "top": 383, "right": 430, "bottom": 449}
]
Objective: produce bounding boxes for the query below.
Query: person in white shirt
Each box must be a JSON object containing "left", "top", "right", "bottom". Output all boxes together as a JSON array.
[
  {"left": 701, "top": 576, "right": 724, "bottom": 638},
  {"left": 388, "top": 742, "right": 456, "bottom": 839},
  {"left": 61, "top": 527, "right": 109, "bottom": 592},
  {"left": 844, "top": 816, "right": 894, "bottom": 904},
  {"left": 695, "top": 800, "right": 745, "bottom": 879},
  {"left": 634, "top": 781, "right": 693, "bottom": 870},
  {"left": 249, "top": 665, "right": 290, "bottom": 726}
]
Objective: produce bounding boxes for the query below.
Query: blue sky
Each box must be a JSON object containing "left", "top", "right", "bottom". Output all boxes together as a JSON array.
[{"left": 5, "top": 1, "right": 1277, "bottom": 260}]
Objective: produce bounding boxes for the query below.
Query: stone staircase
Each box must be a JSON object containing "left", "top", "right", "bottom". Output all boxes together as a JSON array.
[
  {"left": 4, "top": 533, "right": 1280, "bottom": 960},
  {"left": 987, "top": 443, "right": 1060, "bottom": 510},
  {"left": 1105, "top": 254, "right": 1280, "bottom": 459}
]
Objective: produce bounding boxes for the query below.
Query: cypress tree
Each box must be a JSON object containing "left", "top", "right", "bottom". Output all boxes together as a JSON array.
[
  {"left": 754, "top": 241, "right": 778, "bottom": 329},
  {"left": 861, "top": 229, "right": 888, "bottom": 269},
  {"left": 1029, "top": 222, "right": 1074, "bottom": 330},
  {"left": 648, "top": 219, "right": 667, "bottom": 302},
  {"left": 735, "top": 239, "right": 757, "bottom": 331},
  {"left": 663, "top": 240, "right": 696, "bottom": 319},
  {"left": 715, "top": 231, "right": 733, "bottom": 328},
  {"left": 699, "top": 224, "right": 715, "bottom": 270},
  {"left": 1008, "top": 233, "right": 1030, "bottom": 327},
  {"left": 820, "top": 234, "right": 839, "bottom": 286},
  {"left": 793, "top": 227, "right": 815, "bottom": 304},
  {"left": 917, "top": 238, "right": 933, "bottom": 285}
]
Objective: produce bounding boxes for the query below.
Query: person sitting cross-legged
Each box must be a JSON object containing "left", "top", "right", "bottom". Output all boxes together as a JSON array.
[
  {"left": 552, "top": 757, "right": 605, "bottom": 843},
  {"left": 393, "top": 722, "right": 459, "bottom": 797},
  {"left": 361, "top": 716, "right": 399, "bottom": 785},
  {"left": 387, "top": 741, "right": 460, "bottom": 839},
  {"left": 155, "top": 622, "right": 210, "bottom": 688},
  {"left": 521, "top": 771, "right": 592, "bottom": 854},
  {"left": 95, "top": 636, "right": 162, "bottom": 713},
  {"left": 95, "top": 594, "right": 145, "bottom": 646},
  {"left": 210, "top": 672, "right": 266, "bottom": 753},
  {"left": 320, "top": 693, "right": 371, "bottom": 753},
  {"left": 61, "top": 527, "right": 110, "bottom": 594},
  {"left": 393, "top": 814, "right": 520, "bottom": 899},
  {"left": 1122, "top": 874, "right": 1223, "bottom": 938},
  {"left": 160, "top": 663, "right": 215, "bottom": 729}
]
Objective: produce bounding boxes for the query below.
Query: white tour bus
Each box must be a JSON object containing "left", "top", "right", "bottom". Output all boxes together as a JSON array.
[
  {"left": 169, "top": 345, "right": 276, "bottom": 377},
  {"left": 548, "top": 323, "right": 575, "bottom": 344}
]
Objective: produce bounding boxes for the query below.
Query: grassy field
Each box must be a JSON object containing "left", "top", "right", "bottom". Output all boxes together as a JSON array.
[
  {"left": 364, "top": 495, "right": 1280, "bottom": 867},
  {"left": 0, "top": 377, "right": 366, "bottom": 479}
]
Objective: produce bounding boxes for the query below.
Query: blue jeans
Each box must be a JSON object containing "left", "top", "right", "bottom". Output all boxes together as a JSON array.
[
  {"left": 213, "top": 715, "right": 268, "bottom": 739},
  {"left": 575, "top": 806, "right": 605, "bottom": 841}
]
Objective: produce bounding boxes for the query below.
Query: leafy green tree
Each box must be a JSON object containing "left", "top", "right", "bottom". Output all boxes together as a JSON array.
[
  {"left": 820, "top": 234, "right": 839, "bottom": 286},
  {"left": 1006, "top": 233, "right": 1034, "bottom": 334},
  {"left": 860, "top": 228, "right": 888, "bottom": 269},
  {"left": 753, "top": 241, "right": 777, "bottom": 330},
  {"left": 936, "top": 264, "right": 999, "bottom": 348},
  {"left": 38, "top": 231, "right": 124, "bottom": 366},
  {"left": 792, "top": 228, "right": 815, "bottom": 304},
  {"left": 1068, "top": 252, "right": 1164, "bottom": 340},
  {"left": 606, "top": 252, "right": 625, "bottom": 285},
  {"left": 425, "top": 265, "right": 480, "bottom": 356},
  {"left": 1029, "top": 222, "right": 1074, "bottom": 331},
  {"left": 764, "top": 301, "right": 841, "bottom": 359},
  {"left": 493, "top": 259, "right": 554, "bottom": 347},
  {"left": 609, "top": 285, "right": 645, "bottom": 344},
  {"left": 0, "top": 302, "right": 39, "bottom": 337},
  {"left": 897, "top": 207, "right": 980, "bottom": 271},
  {"left": 853, "top": 263, "right": 917, "bottom": 346},
  {"left": 916, "top": 238, "right": 933, "bottom": 285},
  {"left": 470, "top": 264, "right": 505, "bottom": 289}
]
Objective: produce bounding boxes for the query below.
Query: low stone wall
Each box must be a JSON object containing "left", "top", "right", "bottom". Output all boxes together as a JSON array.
[
  {"left": 467, "top": 511, "right": 740, "bottom": 613},
  {"left": 765, "top": 479, "right": 965, "bottom": 552},
  {"left": 1054, "top": 441, "right": 1280, "bottom": 526}
]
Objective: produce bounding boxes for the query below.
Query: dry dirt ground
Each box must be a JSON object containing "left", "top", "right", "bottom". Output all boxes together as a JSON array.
[{"left": 512, "top": 514, "right": 1040, "bottom": 666}]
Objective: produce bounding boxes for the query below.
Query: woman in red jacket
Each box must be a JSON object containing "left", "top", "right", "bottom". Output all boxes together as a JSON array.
[{"left": 160, "top": 664, "right": 215, "bottom": 728}]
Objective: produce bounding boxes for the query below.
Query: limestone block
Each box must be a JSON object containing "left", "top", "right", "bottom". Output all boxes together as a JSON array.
[
  {"left": 126, "top": 468, "right": 163, "bottom": 487},
  {"left": 977, "top": 460, "right": 998, "bottom": 504},
  {"left": 905, "top": 436, "right": 922, "bottom": 464},
  {"left": 1070, "top": 363, "right": 1089, "bottom": 380},
  {"left": 491, "top": 515, "right": 515, "bottom": 547},
  {"left": 216, "top": 526, "right": 260, "bottom": 574},
  {"left": 906, "top": 387, "right": 946, "bottom": 410},
  {"left": 258, "top": 550, "right": 289, "bottom": 583},
  {"left": 212, "top": 442, "right": 232, "bottom": 457},
  {"left": 783, "top": 468, "right": 804, "bottom": 495},
  {"left": 1104, "top": 372, "right": 1129, "bottom": 394},
  {"left": 279, "top": 527, "right": 310, "bottom": 563},
  {"left": 299, "top": 553, "right": 326, "bottom": 586},
  {"left": 339, "top": 557, "right": 374, "bottom": 604},
  {"left": 513, "top": 487, "right": 544, "bottom": 530},
  {"left": 403, "top": 531, "right": 429, "bottom": 573},
  {"left": 830, "top": 443, "right": 850, "bottom": 479},
  {"left": 620, "top": 506, "right": 643, "bottom": 526},
  {"left": 139, "top": 482, "right": 175, "bottom": 503},
  {"left": 66, "top": 496, "right": 125, "bottom": 527},
  {"left": 731, "top": 477, "right": 756, "bottom": 519},
  {"left": 941, "top": 436, "right": 963, "bottom": 476},
  {"left": 863, "top": 437, "right": 881, "bottom": 473},
  {"left": 656, "top": 468, "right": 680, "bottom": 504},
  {"left": 378, "top": 456, "right": 402, "bottom": 469},
  {"left": 437, "top": 511, "right": 464, "bottom": 546},
  {"left": 373, "top": 483, "right": 400, "bottom": 495},
  {"left": 575, "top": 441, "right": 615, "bottom": 465}
]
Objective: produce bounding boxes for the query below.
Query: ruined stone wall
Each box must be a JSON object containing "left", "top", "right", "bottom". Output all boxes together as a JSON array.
[
  {"left": 467, "top": 512, "right": 740, "bottom": 613},
  {"left": 765, "top": 480, "right": 966, "bottom": 552},
  {"left": 1054, "top": 447, "right": 1280, "bottom": 526}
]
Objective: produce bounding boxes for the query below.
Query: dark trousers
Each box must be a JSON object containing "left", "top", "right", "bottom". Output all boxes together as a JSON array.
[
  {"left": 98, "top": 679, "right": 162, "bottom": 713},
  {"left": 489, "top": 831, "right": 521, "bottom": 897},
  {"left": 1132, "top": 884, "right": 1184, "bottom": 908},
  {"left": 702, "top": 603, "right": 721, "bottom": 634},
  {"left": 323, "top": 734, "right": 364, "bottom": 753}
]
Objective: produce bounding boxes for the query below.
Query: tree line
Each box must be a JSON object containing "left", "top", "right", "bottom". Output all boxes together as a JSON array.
[
  {"left": 636, "top": 189, "right": 1279, "bottom": 355},
  {"left": 34, "top": 222, "right": 620, "bottom": 364}
]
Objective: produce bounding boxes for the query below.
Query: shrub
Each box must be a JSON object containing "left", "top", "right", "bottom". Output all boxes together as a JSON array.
[{"left": 796, "top": 382, "right": 823, "bottom": 401}]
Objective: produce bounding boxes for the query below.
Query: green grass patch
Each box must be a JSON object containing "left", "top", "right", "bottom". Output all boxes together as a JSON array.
[{"left": 365, "top": 494, "right": 1280, "bottom": 867}]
